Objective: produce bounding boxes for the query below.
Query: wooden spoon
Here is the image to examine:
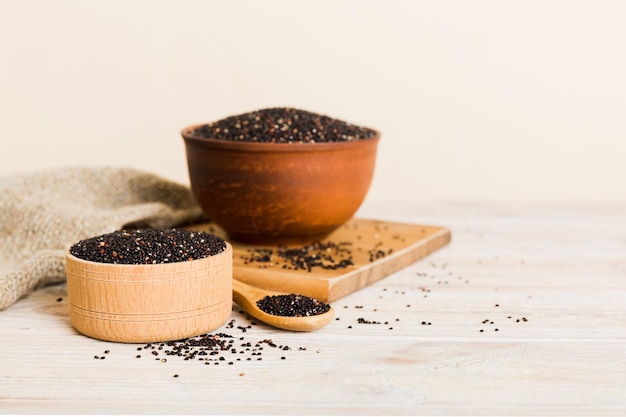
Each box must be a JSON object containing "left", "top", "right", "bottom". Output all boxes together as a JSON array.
[{"left": 232, "top": 278, "right": 335, "bottom": 332}]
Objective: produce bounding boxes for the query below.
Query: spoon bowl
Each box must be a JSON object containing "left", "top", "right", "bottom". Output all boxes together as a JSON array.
[{"left": 232, "top": 279, "right": 335, "bottom": 332}]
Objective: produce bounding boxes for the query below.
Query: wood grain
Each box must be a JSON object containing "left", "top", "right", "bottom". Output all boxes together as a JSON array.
[
  {"left": 1, "top": 203, "right": 625, "bottom": 415},
  {"left": 65, "top": 244, "right": 233, "bottom": 343},
  {"left": 190, "top": 218, "right": 451, "bottom": 302}
]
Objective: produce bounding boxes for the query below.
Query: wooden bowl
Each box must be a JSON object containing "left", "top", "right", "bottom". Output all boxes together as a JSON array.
[
  {"left": 182, "top": 127, "right": 380, "bottom": 244},
  {"left": 66, "top": 243, "right": 232, "bottom": 343}
]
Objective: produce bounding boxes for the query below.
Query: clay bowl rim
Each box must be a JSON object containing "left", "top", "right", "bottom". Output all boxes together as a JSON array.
[{"left": 181, "top": 124, "right": 380, "bottom": 153}]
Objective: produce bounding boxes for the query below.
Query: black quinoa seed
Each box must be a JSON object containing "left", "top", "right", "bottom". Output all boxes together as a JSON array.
[
  {"left": 191, "top": 108, "right": 377, "bottom": 143},
  {"left": 243, "top": 241, "right": 353, "bottom": 272},
  {"left": 256, "top": 294, "right": 331, "bottom": 317},
  {"left": 69, "top": 228, "right": 226, "bottom": 264}
]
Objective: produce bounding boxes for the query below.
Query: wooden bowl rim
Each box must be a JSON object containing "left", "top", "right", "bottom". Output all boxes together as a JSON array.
[{"left": 181, "top": 124, "right": 380, "bottom": 153}]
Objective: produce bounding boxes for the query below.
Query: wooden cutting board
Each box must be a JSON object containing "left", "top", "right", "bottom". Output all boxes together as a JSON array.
[{"left": 189, "top": 218, "right": 451, "bottom": 302}]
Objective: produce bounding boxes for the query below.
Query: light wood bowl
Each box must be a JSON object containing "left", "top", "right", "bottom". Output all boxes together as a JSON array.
[{"left": 65, "top": 243, "right": 232, "bottom": 343}]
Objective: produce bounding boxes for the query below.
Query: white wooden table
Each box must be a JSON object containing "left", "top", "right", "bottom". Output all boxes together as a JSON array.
[{"left": 1, "top": 202, "right": 625, "bottom": 415}]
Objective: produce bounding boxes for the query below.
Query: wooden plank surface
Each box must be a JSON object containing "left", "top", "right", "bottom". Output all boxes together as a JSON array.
[
  {"left": 1, "top": 202, "right": 625, "bottom": 415},
  {"left": 190, "top": 218, "right": 451, "bottom": 302}
]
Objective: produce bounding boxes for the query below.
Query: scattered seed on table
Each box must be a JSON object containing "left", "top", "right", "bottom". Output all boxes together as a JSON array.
[{"left": 357, "top": 318, "right": 381, "bottom": 324}]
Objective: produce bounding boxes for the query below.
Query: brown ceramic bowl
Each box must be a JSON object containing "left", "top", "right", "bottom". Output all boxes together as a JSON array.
[{"left": 182, "top": 126, "right": 380, "bottom": 244}]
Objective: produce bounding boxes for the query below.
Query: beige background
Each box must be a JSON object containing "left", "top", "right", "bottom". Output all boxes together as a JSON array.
[{"left": 1, "top": 0, "right": 625, "bottom": 204}]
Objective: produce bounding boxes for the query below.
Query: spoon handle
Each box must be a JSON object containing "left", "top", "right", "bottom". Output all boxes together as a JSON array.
[{"left": 231, "top": 279, "right": 263, "bottom": 313}]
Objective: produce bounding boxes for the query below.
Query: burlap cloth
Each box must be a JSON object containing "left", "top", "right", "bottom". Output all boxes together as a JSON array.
[{"left": 0, "top": 167, "right": 204, "bottom": 310}]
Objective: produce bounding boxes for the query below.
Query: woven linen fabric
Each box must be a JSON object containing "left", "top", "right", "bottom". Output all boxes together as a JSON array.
[{"left": 0, "top": 166, "right": 204, "bottom": 310}]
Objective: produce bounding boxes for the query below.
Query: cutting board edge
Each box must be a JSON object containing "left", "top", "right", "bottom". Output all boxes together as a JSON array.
[{"left": 325, "top": 226, "right": 452, "bottom": 302}]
